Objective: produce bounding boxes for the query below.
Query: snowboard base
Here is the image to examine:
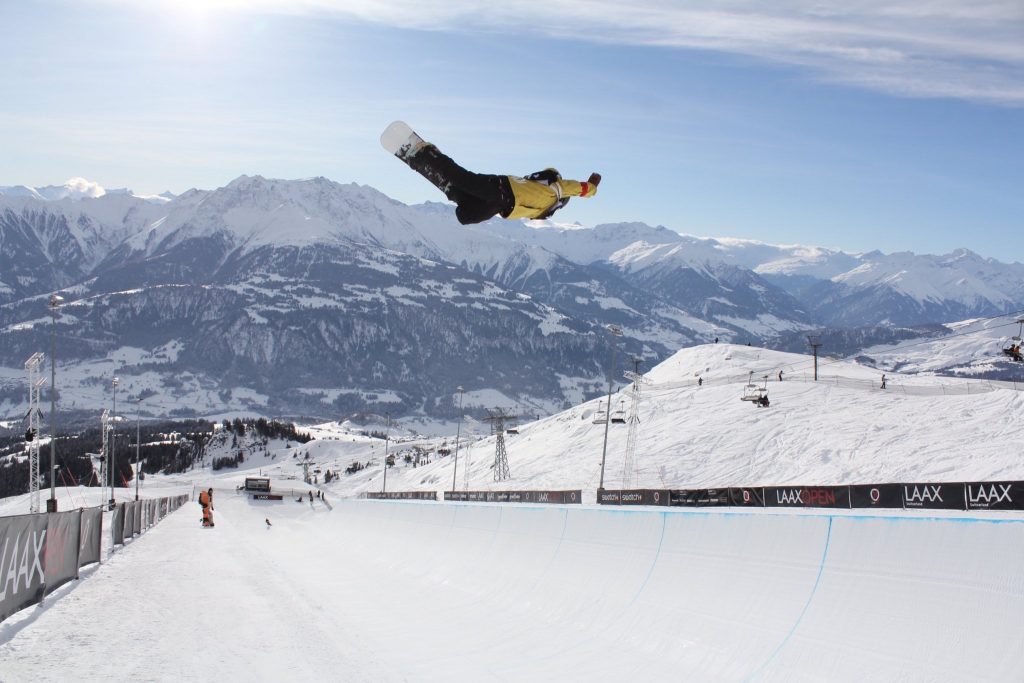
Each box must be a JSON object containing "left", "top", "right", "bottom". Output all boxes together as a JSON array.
[{"left": 380, "top": 120, "right": 425, "bottom": 159}]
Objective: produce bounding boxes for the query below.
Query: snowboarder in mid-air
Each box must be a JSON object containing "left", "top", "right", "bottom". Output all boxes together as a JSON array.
[{"left": 381, "top": 121, "right": 600, "bottom": 225}]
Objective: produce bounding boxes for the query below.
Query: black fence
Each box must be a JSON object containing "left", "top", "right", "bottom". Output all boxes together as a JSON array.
[
  {"left": 599, "top": 481, "right": 1024, "bottom": 511},
  {"left": 359, "top": 489, "right": 583, "bottom": 504},
  {"left": 364, "top": 491, "right": 439, "bottom": 501},
  {"left": 597, "top": 489, "right": 669, "bottom": 506},
  {"left": 0, "top": 494, "right": 189, "bottom": 625},
  {"left": 444, "top": 490, "right": 582, "bottom": 504}
]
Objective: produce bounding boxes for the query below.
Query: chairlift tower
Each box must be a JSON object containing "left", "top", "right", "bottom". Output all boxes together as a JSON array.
[
  {"left": 100, "top": 409, "right": 111, "bottom": 506},
  {"left": 484, "top": 408, "right": 521, "bottom": 482},
  {"left": 621, "top": 361, "right": 650, "bottom": 489},
  {"left": 25, "top": 353, "right": 46, "bottom": 513},
  {"left": 807, "top": 335, "right": 822, "bottom": 381}
]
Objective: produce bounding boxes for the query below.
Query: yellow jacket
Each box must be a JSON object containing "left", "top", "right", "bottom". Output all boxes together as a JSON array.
[{"left": 504, "top": 174, "right": 597, "bottom": 219}]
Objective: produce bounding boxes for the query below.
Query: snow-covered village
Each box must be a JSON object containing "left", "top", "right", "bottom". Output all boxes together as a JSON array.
[{"left": 2, "top": 2, "right": 1023, "bottom": 681}]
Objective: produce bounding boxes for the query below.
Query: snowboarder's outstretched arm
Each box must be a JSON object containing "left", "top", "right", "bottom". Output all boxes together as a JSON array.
[
  {"left": 506, "top": 172, "right": 601, "bottom": 219},
  {"left": 557, "top": 173, "right": 602, "bottom": 199}
]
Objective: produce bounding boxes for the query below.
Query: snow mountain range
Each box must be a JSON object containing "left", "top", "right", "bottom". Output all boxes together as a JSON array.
[{"left": 1, "top": 176, "right": 1022, "bottom": 422}]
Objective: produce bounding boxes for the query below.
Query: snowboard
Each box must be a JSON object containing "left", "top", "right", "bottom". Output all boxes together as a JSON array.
[{"left": 380, "top": 120, "right": 425, "bottom": 160}]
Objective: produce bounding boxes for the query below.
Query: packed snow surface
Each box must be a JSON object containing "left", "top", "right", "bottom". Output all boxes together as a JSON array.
[{"left": 1, "top": 491, "right": 1022, "bottom": 681}]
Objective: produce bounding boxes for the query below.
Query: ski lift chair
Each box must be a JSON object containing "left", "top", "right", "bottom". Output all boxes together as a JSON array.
[
  {"left": 1003, "top": 318, "right": 1024, "bottom": 361},
  {"left": 1005, "top": 345, "right": 1023, "bottom": 362},
  {"left": 741, "top": 373, "right": 770, "bottom": 406},
  {"left": 610, "top": 400, "right": 626, "bottom": 424},
  {"left": 592, "top": 401, "right": 608, "bottom": 424},
  {"left": 740, "top": 384, "right": 762, "bottom": 402}
]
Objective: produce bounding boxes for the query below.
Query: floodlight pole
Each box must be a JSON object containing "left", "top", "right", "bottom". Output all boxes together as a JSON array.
[
  {"left": 451, "top": 386, "right": 464, "bottom": 493},
  {"left": 807, "top": 335, "right": 822, "bottom": 381},
  {"left": 598, "top": 324, "right": 623, "bottom": 491},
  {"left": 381, "top": 413, "right": 391, "bottom": 493},
  {"left": 135, "top": 398, "right": 144, "bottom": 501},
  {"left": 110, "top": 376, "right": 119, "bottom": 508},
  {"left": 47, "top": 294, "right": 62, "bottom": 512}
]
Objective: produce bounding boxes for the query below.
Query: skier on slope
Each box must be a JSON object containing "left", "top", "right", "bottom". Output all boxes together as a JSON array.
[{"left": 384, "top": 123, "right": 600, "bottom": 225}]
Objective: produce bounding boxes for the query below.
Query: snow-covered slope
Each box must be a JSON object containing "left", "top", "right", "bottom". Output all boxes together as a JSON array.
[
  {"left": 859, "top": 315, "right": 1024, "bottom": 377},
  {"left": 2, "top": 491, "right": 1021, "bottom": 682},
  {"left": 167, "top": 343, "right": 1024, "bottom": 498}
]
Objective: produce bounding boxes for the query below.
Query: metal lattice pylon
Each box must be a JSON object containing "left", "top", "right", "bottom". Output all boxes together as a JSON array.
[
  {"left": 621, "top": 368, "right": 650, "bottom": 489},
  {"left": 484, "top": 409, "right": 523, "bottom": 482},
  {"left": 24, "top": 353, "right": 46, "bottom": 513}
]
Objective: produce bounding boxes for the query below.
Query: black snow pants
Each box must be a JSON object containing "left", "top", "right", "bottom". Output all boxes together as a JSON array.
[{"left": 405, "top": 145, "right": 515, "bottom": 225}]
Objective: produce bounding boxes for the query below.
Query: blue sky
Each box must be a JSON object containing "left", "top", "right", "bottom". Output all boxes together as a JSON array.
[{"left": 1, "top": 1, "right": 1021, "bottom": 260}]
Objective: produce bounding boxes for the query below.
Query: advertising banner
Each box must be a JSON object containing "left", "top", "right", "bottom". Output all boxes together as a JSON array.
[
  {"left": 444, "top": 490, "right": 582, "bottom": 504},
  {"left": 364, "top": 491, "right": 438, "bottom": 500},
  {"left": 595, "top": 489, "right": 669, "bottom": 506},
  {"left": 669, "top": 489, "right": 731, "bottom": 507},
  {"left": 79, "top": 506, "right": 102, "bottom": 567},
  {"left": 525, "top": 490, "right": 581, "bottom": 504},
  {"left": 0, "top": 513, "right": 48, "bottom": 623},
  {"left": 111, "top": 504, "right": 125, "bottom": 546},
  {"left": 764, "top": 486, "right": 851, "bottom": 508},
  {"left": 134, "top": 502, "right": 142, "bottom": 536},
  {"left": 44, "top": 509, "right": 82, "bottom": 592},
  {"left": 964, "top": 481, "right": 1024, "bottom": 511},
  {"left": 121, "top": 502, "right": 133, "bottom": 540},
  {"left": 728, "top": 487, "right": 765, "bottom": 507},
  {"left": 850, "top": 484, "right": 904, "bottom": 509},
  {"left": 902, "top": 483, "right": 967, "bottom": 510}
]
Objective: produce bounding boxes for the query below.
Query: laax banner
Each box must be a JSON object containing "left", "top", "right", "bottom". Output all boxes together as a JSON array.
[
  {"left": 0, "top": 513, "right": 48, "bottom": 623},
  {"left": 965, "top": 482, "right": 1024, "bottom": 511},
  {"left": 765, "top": 486, "right": 852, "bottom": 508},
  {"left": 902, "top": 483, "right": 966, "bottom": 510},
  {"left": 2, "top": 495, "right": 188, "bottom": 626}
]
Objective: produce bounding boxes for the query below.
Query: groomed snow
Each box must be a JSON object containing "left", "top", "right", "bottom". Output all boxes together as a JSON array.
[{"left": 1, "top": 492, "right": 1021, "bottom": 681}]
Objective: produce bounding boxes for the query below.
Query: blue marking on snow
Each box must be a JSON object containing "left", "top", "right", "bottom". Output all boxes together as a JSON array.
[
  {"left": 630, "top": 512, "right": 667, "bottom": 604},
  {"left": 742, "top": 516, "right": 834, "bottom": 682}
]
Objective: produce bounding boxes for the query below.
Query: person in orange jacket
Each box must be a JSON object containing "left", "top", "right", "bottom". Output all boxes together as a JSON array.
[
  {"left": 400, "top": 139, "right": 600, "bottom": 225},
  {"left": 198, "top": 489, "right": 210, "bottom": 508},
  {"left": 202, "top": 504, "right": 214, "bottom": 527}
]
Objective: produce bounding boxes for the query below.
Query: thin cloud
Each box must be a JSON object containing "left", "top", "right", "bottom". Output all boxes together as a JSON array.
[{"left": 138, "top": 0, "right": 1023, "bottom": 105}]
